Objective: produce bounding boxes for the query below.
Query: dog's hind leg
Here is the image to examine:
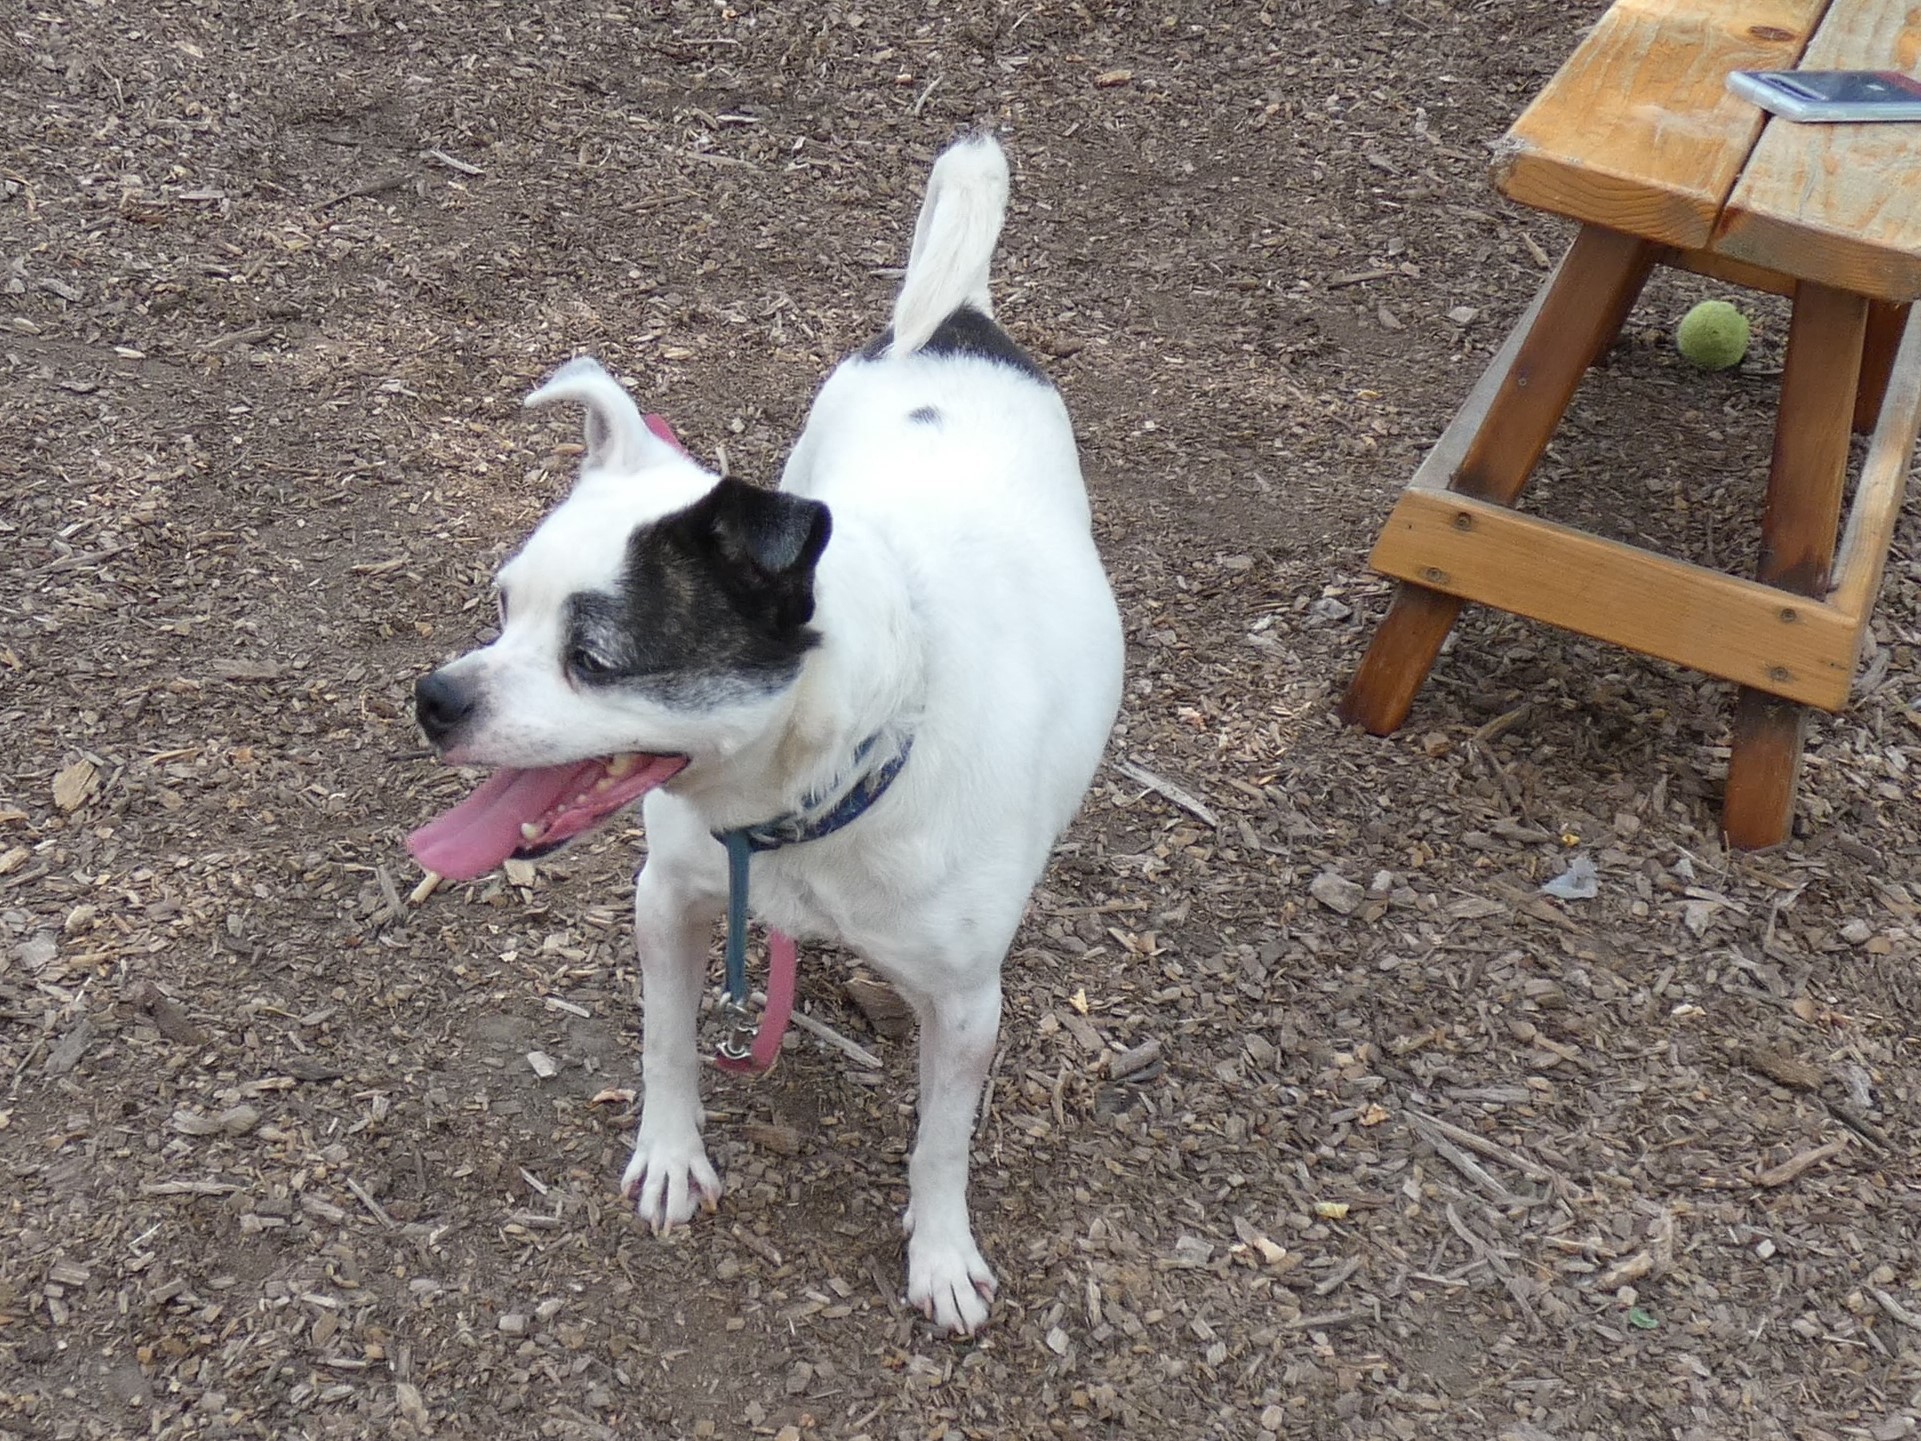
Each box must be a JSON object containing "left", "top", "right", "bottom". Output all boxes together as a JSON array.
[
  {"left": 622, "top": 819, "right": 726, "bottom": 1231},
  {"left": 899, "top": 968, "right": 1002, "bottom": 1335}
]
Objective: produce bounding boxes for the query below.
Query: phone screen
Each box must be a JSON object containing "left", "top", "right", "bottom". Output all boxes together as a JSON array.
[{"left": 1765, "top": 70, "right": 1921, "bottom": 105}]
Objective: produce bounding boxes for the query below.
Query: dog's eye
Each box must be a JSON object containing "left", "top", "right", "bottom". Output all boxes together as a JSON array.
[{"left": 569, "top": 644, "right": 616, "bottom": 679}]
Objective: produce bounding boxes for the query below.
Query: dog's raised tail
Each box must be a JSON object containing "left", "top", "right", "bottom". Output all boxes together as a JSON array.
[{"left": 888, "top": 134, "right": 1011, "bottom": 358}]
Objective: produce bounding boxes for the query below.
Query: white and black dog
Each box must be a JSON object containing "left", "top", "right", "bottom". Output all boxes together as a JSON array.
[{"left": 407, "top": 134, "right": 1123, "bottom": 1334}]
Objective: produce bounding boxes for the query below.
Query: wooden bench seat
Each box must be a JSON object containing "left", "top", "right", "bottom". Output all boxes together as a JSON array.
[{"left": 1341, "top": 0, "right": 1921, "bottom": 848}]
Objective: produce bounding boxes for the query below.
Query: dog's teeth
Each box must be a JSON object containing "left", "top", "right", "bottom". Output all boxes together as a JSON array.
[
  {"left": 519, "top": 822, "right": 541, "bottom": 841},
  {"left": 605, "top": 753, "right": 637, "bottom": 778},
  {"left": 593, "top": 776, "right": 615, "bottom": 792}
]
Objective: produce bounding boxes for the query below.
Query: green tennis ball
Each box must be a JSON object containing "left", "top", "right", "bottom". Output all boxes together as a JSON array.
[{"left": 1675, "top": 299, "right": 1750, "bottom": 370}]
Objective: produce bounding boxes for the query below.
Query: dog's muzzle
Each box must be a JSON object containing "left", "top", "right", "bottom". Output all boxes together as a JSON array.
[{"left": 415, "top": 670, "right": 476, "bottom": 747}]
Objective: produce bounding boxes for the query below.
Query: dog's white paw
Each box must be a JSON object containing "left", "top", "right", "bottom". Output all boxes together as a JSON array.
[
  {"left": 905, "top": 1229, "right": 997, "bottom": 1336},
  {"left": 621, "top": 1128, "right": 720, "bottom": 1233}
]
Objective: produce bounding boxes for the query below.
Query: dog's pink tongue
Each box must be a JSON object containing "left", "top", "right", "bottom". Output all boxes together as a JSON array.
[{"left": 407, "top": 763, "right": 593, "bottom": 881}]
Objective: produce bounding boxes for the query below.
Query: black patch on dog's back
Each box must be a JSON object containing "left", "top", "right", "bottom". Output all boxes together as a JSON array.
[
  {"left": 566, "top": 478, "right": 831, "bottom": 703},
  {"left": 861, "top": 305, "right": 1050, "bottom": 384}
]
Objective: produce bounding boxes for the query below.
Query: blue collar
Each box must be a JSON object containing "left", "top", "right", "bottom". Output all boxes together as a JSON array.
[
  {"left": 710, "top": 731, "right": 913, "bottom": 1057},
  {"left": 714, "top": 731, "right": 914, "bottom": 855}
]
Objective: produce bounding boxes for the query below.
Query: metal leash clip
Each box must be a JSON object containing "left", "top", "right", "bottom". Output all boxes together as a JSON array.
[{"left": 715, "top": 992, "right": 758, "bottom": 1065}]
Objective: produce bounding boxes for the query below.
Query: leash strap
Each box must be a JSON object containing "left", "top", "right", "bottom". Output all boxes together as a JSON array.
[
  {"left": 712, "top": 831, "right": 798, "bottom": 1074},
  {"left": 708, "top": 733, "right": 911, "bottom": 1074},
  {"left": 721, "top": 830, "right": 752, "bottom": 1010}
]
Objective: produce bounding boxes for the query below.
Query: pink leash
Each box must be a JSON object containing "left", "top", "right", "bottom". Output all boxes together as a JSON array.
[{"left": 712, "top": 930, "right": 798, "bottom": 1075}]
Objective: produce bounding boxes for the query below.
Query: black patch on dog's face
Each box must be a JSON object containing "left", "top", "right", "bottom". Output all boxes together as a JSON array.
[
  {"left": 564, "top": 478, "right": 832, "bottom": 702},
  {"left": 908, "top": 405, "right": 941, "bottom": 426},
  {"left": 861, "top": 305, "right": 1051, "bottom": 384}
]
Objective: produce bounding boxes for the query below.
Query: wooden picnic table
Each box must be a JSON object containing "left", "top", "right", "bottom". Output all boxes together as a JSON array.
[{"left": 1341, "top": 0, "right": 1921, "bottom": 849}]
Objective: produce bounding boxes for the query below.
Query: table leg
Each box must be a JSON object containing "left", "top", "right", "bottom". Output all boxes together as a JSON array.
[
  {"left": 1341, "top": 225, "right": 1657, "bottom": 734},
  {"left": 1854, "top": 300, "right": 1911, "bottom": 436},
  {"left": 1723, "top": 283, "right": 1869, "bottom": 849}
]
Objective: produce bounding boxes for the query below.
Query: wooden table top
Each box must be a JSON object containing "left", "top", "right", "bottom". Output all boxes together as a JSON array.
[{"left": 1493, "top": 0, "right": 1921, "bottom": 301}]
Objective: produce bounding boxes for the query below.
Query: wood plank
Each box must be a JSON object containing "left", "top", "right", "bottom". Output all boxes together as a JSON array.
[
  {"left": 1659, "top": 244, "right": 1799, "bottom": 298},
  {"left": 1724, "top": 282, "right": 1869, "bottom": 848},
  {"left": 1853, "top": 300, "right": 1911, "bottom": 434},
  {"left": 1720, "top": 695, "right": 1806, "bottom": 849},
  {"left": 1409, "top": 263, "right": 1555, "bottom": 492},
  {"left": 1414, "top": 230, "right": 1654, "bottom": 496},
  {"left": 1830, "top": 305, "right": 1921, "bottom": 620},
  {"left": 1453, "top": 227, "right": 1657, "bottom": 502},
  {"left": 1494, "top": 0, "right": 1827, "bottom": 247},
  {"left": 1337, "top": 585, "right": 1474, "bottom": 737},
  {"left": 1713, "top": 2, "right": 1921, "bottom": 301},
  {"left": 1369, "top": 490, "right": 1859, "bottom": 710},
  {"left": 1756, "top": 283, "right": 1867, "bottom": 593}
]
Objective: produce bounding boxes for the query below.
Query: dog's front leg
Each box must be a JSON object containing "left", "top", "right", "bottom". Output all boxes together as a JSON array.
[
  {"left": 902, "top": 974, "right": 1001, "bottom": 1335},
  {"left": 622, "top": 863, "right": 723, "bottom": 1231}
]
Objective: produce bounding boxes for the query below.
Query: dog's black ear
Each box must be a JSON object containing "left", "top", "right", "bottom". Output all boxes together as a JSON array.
[{"left": 674, "top": 478, "right": 832, "bottom": 634}]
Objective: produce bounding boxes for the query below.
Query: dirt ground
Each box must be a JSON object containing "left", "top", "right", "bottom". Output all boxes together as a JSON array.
[{"left": 6, "top": 1, "right": 1921, "bottom": 1437}]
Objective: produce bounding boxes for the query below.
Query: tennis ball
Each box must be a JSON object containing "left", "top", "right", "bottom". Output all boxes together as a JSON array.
[{"left": 1675, "top": 299, "right": 1750, "bottom": 370}]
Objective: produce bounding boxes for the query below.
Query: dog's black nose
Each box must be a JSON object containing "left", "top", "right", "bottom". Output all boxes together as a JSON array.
[{"left": 415, "top": 671, "right": 475, "bottom": 745}]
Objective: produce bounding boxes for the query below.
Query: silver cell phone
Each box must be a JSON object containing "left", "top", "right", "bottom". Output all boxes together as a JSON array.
[{"left": 1726, "top": 68, "right": 1921, "bottom": 122}]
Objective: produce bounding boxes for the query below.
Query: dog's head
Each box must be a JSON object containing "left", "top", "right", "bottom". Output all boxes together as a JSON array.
[{"left": 407, "top": 357, "right": 831, "bottom": 880}]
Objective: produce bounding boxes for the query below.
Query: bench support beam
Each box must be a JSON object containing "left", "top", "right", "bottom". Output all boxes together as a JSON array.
[
  {"left": 1723, "top": 283, "right": 1869, "bottom": 848},
  {"left": 1339, "top": 226, "right": 1657, "bottom": 735},
  {"left": 1344, "top": 235, "right": 1921, "bottom": 849}
]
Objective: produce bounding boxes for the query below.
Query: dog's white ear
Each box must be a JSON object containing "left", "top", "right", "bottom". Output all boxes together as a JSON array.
[{"left": 524, "top": 357, "right": 678, "bottom": 473}]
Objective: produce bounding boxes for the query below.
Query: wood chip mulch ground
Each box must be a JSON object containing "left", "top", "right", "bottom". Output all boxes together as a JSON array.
[{"left": 4, "top": 2, "right": 1921, "bottom": 1437}]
